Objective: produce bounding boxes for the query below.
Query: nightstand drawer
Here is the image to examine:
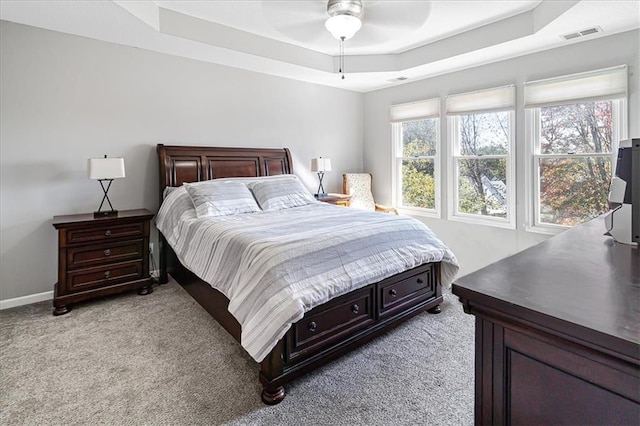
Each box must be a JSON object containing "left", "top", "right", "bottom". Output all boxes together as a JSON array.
[
  {"left": 66, "top": 261, "right": 143, "bottom": 292},
  {"left": 67, "top": 240, "right": 144, "bottom": 269},
  {"left": 66, "top": 222, "right": 145, "bottom": 245},
  {"left": 379, "top": 264, "right": 435, "bottom": 319}
]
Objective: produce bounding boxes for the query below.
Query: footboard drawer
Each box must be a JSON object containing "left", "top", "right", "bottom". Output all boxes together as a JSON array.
[
  {"left": 287, "top": 286, "right": 375, "bottom": 362},
  {"left": 378, "top": 263, "right": 435, "bottom": 319}
]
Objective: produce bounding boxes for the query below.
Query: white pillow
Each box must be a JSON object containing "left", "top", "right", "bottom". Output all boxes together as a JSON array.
[
  {"left": 184, "top": 180, "right": 261, "bottom": 218},
  {"left": 248, "top": 176, "right": 317, "bottom": 211}
]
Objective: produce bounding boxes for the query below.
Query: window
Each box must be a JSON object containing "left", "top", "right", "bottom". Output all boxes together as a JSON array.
[
  {"left": 446, "top": 86, "right": 516, "bottom": 228},
  {"left": 525, "top": 66, "right": 628, "bottom": 231},
  {"left": 391, "top": 98, "right": 440, "bottom": 216}
]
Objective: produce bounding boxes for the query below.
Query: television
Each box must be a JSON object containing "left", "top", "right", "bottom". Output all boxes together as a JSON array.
[{"left": 605, "top": 138, "right": 639, "bottom": 244}]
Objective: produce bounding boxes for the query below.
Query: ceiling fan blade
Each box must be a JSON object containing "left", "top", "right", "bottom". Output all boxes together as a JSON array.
[
  {"left": 260, "top": 0, "right": 329, "bottom": 42},
  {"left": 275, "top": 21, "right": 335, "bottom": 44},
  {"left": 362, "top": 1, "right": 431, "bottom": 31}
]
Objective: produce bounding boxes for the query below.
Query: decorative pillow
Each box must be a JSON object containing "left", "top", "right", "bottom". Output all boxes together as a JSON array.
[
  {"left": 184, "top": 180, "right": 261, "bottom": 218},
  {"left": 248, "top": 177, "right": 317, "bottom": 211}
]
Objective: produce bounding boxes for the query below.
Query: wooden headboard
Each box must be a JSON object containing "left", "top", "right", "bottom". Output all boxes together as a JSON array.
[
  {"left": 156, "top": 144, "right": 293, "bottom": 283},
  {"left": 157, "top": 144, "right": 293, "bottom": 199}
]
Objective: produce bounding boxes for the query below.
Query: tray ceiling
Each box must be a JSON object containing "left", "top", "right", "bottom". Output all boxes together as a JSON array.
[{"left": 1, "top": 0, "right": 638, "bottom": 92}]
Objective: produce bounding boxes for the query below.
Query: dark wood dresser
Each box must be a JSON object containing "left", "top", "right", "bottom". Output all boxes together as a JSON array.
[
  {"left": 452, "top": 217, "right": 639, "bottom": 425},
  {"left": 52, "top": 209, "right": 155, "bottom": 315}
]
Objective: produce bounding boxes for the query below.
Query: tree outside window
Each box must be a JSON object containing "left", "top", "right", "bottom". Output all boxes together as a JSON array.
[
  {"left": 455, "top": 112, "right": 510, "bottom": 218},
  {"left": 393, "top": 118, "right": 439, "bottom": 213},
  {"left": 399, "top": 119, "right": 438, "bottom": 210},
  {"left": 535, "top": 101, "right": 613, "bottom": 226}
]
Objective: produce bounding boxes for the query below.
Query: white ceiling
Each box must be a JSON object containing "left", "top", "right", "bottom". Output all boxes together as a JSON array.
[{"left": 1, "top": 0, "right": 639, "bottom": 92}]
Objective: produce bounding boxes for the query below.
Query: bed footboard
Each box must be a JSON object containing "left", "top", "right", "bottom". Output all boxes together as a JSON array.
[{"left": 166, "top": 252, "right": 442, "bottom": 404}]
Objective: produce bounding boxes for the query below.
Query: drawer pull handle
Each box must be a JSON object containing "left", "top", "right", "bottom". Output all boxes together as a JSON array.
[
  {"left": 351, "top": 304, "right": 360, "bottom": 314},
  {"left": 104, "top": 249, "right": 111, "bottom": 256},
  {"left": 389, "top": 289, "right": 397, "bottom": 297},
  {"left": 417, "top": 278, "right": 424, "bottom": 284},
  {"left": 308, "top": 321, "right": 317, "bottom": 332},
  {"left": 105, "top": 230, "right": 112, "bottom": 236},
  {"left": 104, "top": 271, "right": 111, "bottom": 278}
]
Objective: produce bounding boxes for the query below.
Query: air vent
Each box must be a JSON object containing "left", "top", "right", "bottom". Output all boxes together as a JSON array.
[
  {"left": 387, "top": 76, "right": 409, "bottom": 83},
  {"left": 561, "top": 26, "right": 602, "bottom": 41}
]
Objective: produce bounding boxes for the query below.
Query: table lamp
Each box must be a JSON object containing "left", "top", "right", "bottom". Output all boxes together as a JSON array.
[
  {"left": 311, "top": 157, "right": 332, "bottom": 198},
  {"left": 88, "top": 155, "right": 126, "bottom": 217}
]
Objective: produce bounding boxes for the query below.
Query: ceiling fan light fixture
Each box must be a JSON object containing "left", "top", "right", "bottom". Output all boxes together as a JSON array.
[
  {"left": 325, "top": 0, "right": 363, "bottom": 40},
  {"left": 325, "top": 14, "right": 362, "bottom": 40}
]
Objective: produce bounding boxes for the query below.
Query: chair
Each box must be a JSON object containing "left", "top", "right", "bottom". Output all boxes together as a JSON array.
[{"left": 342, "top": 173, "right": 398, "bottom": 215}]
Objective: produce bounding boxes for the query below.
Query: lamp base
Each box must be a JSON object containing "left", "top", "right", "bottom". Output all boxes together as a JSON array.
[{"left": 94, "top": 210, "right": 119, "bottom": 218}]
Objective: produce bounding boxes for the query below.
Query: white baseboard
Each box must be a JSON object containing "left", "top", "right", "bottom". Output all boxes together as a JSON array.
[
  {"left": 0, "top": 271, "right": 162, "bottom": 311},
  {"left": 0, "top": 291, "right": 53, "bottom": 310}
]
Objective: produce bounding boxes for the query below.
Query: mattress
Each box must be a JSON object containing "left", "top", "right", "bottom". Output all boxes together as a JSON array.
[{"left": 156, "top": 186, "right": 459, "bottom": 362}]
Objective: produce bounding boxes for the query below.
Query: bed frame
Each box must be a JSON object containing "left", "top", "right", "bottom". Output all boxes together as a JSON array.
[{"left": 156, "top": 144, "right": 443, "bottom": 404}]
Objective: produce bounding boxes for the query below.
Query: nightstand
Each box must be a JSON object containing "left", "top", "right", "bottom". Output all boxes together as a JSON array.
[
  {"left": 52, "top": 209, "right": 155, "bottom": 316},
  {"left": 316, "top": 193, "right": 352, "bottom": 206}
]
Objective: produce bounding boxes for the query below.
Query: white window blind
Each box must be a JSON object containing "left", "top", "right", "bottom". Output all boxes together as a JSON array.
[
  {"left": 390, "top": 98, "right": 440, "bottom": 122},
  {"left": 524, "top": 65, "right": 627, "bottom": 108},
  {"left": 445, "top": 85, "right": 515, "bottom": 116}
]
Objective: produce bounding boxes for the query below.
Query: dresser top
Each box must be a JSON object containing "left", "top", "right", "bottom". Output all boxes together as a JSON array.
[
  {"left": 52, "top": 209, "right": 154, "bottom": 228},
  {"left": 452, "top": 217, "right": 639, "bottom": 359}
]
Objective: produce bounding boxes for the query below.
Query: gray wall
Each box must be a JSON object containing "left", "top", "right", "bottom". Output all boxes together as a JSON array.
[
  {"left": 363, "top": 29, "right": 640, "bottom": 276},
  {"left": 2, "top": 20, "right": 638, "bottom": 301},
  {"left": 0, "top": 21, "right": 364, "bottom": 300}
]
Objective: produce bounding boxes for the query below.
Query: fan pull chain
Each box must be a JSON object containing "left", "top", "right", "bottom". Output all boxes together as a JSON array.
[{"left": 340, "top": 36, "right": 345, "bottom": 80}]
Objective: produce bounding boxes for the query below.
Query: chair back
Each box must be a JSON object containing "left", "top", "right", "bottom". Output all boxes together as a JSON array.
[{"left": 343, "top": 173, "right": 375, "bottom": 210}]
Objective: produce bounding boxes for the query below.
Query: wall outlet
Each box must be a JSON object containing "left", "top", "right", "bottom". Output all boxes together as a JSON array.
[{"left": 149, "top": 243, "right": 154, "bottom": 254}]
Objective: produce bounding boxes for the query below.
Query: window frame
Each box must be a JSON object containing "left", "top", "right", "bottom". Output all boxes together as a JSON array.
[
  {"left": 391, "top": 117, "right": 441, "bottom": 218},
  {"left": 446, "top": 110, "right": 517, "bottom": 229},
  {"left": 524, "top": 98, "right": 627, "bottom": 234}
]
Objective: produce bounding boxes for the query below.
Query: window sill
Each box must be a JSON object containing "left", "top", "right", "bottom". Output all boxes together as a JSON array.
[
  {"left": 447, "top": 213, "right": 516, "bottom": 230},
  {"left": 398, "top": 207, "right": 440, "bottom": 219},
  {"left": 525, "top": 223, "right": 570, "bottom": 236}
]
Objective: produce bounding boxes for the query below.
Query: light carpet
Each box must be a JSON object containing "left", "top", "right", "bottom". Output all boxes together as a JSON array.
[{"left": 0, "top": 279, "right": 474, "bottom": 425}]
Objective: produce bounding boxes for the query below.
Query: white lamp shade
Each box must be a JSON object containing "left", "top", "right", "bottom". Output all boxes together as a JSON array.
[
  {"left": 88, "top": 157, "right": 126, "bottom": 179},
  {"left": 311, "top": 158, "right": 332, "bottom": 172},
  {"left": 325, "top": 15, "right": 362, "bottom": 40}
]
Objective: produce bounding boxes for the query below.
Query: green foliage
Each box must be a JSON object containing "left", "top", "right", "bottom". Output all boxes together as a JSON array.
[
  {"left": 402, "top": 120, "right": 437, "bottom": 156},
  {"left": 402, "top": 160, "right": 435, "bottom": 209},
  {"left": 539, "top": 101, "right": 613, "bottom": 226},
  {"left": 458, "top": 158, "right": 507, "bottom": 217},
  {"left": 539, "top": 157, "right": 611, "bottom": 226},
  {"left": 399, "top": 119, "right": 437, "bottom": 209},
  {"left": 457, "top": 112, "right": 509, "bottom": 216}
]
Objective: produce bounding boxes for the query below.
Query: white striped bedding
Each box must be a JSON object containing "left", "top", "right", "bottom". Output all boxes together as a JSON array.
[{"left": 156, "top": 186, "right": 459, "bottom": 362}]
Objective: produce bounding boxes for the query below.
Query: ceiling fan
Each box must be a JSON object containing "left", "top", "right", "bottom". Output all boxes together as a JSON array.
[
  {"left": 260, "top": 1, "right": 432, "bottom": 75},
  {"left": 260, "top": 0, "right": 432, "bottom": 48}
]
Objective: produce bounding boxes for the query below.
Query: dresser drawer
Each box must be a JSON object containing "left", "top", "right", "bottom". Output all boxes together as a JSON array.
[
  {"left": 66, "top": 222, "right": 145, "bottom": 245},
  {"left": 67, "top": 240, "right": 144, "bottom": 269},
  {"left": 287, "top": 286, "right": 375, "bottom": 361},
  {"left": 379, "top": 264, "right": 435, "bottom": 319},
  {"left": 65, "top": 261, "right": 143, "bottom": 292}
]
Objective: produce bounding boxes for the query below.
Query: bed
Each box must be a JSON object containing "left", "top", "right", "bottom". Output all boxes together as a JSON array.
[{"left": 156, "top": 144, "right": 458, "bottom": 404}]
